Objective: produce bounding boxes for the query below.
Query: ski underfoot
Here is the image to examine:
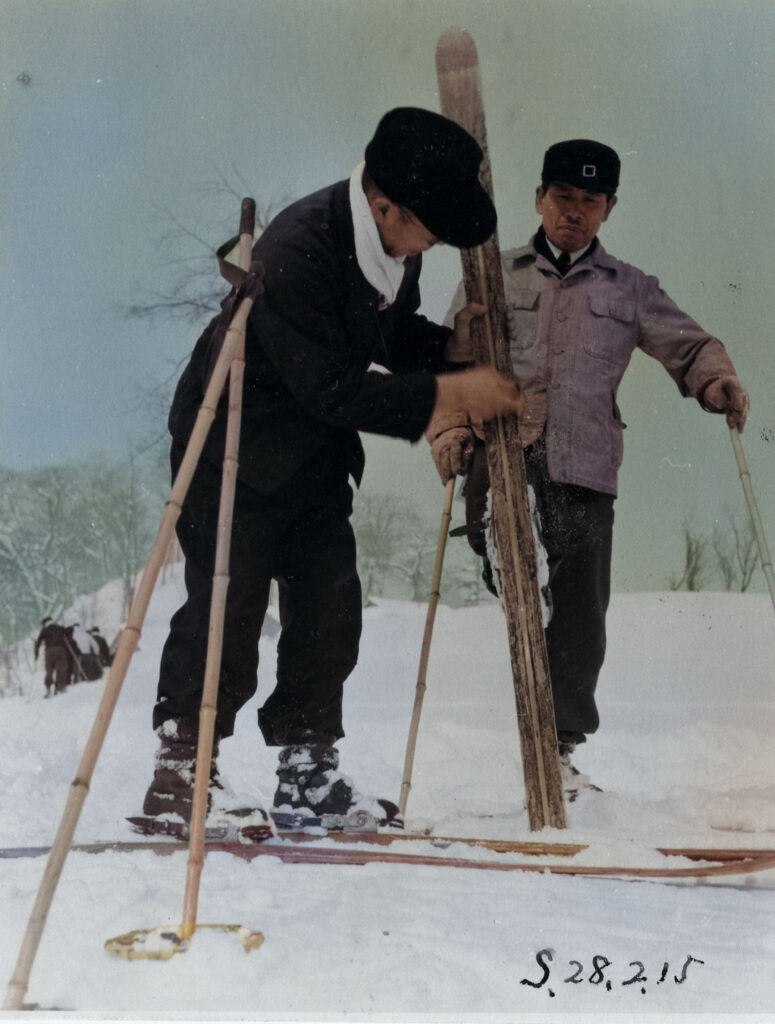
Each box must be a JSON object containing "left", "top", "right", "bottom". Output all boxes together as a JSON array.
[
  {"left": 126, "top": 809, "right": 270, "bottom": 842},
  {"left": 126, "top": 803, "right": 402, "bottom": 842},
  {"left": 6, "top": 826, "right": 775, "bottom": 880}
]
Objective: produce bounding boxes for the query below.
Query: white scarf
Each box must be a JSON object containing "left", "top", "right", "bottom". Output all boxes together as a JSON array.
[{"left": 349, "top": 162, "right": 406, "bottom": 308}]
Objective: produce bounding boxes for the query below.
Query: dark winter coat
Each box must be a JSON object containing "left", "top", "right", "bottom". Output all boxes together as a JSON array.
[
  {"left": 34, "top": 622, "right": 68, "bottom": 659},
  {"left": 35, "top": 622, "right": 72, "bottom": 693},
  {"left": 169, "top": 180, "right": 453, "bottom": 494}
]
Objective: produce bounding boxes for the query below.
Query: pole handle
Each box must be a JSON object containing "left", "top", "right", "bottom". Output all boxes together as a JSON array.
[{"left": 239, "top": 198, "right": 256, "bottom": 237}]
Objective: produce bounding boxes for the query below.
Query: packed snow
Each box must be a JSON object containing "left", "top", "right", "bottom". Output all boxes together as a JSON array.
[{"left": 2, "top": 564, "right": 775, "bottom": 1021}]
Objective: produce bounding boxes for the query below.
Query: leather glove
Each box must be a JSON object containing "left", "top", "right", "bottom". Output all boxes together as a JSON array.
[
  {"left": 702, "top": 375, "right": 750, "bottom": 432},
  {"left": 425, "top": 408, "right": 475, "bottom": 483},
  {"left": 444, "top": 302, "right": 487, "bottom": 363}
]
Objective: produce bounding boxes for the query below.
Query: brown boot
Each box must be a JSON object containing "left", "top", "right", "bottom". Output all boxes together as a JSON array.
[{"left": 141, "top": 718, "right": 221, "bottom": 822}]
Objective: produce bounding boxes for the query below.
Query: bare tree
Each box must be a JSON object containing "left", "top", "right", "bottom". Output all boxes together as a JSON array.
[
  {"left": 0, "top": 450, "right": 167, "bottom": 653},
  {"left": 352, "top": 492, "right": 410, "bottom": 605},
  {"left": 123, "top": 178, "right": 291, "bottom": 457},
  {"left": 444, "top": 541, "right": 494, "bottom": 606},
  {"left": 668, "top": 518, "right": 709, "bottom": 591},
  {"left": 712, "top": 508, "right": 759, "bottom": 592},
  {"left": 0, "top": 466, "right": 80, "bottom": 629},
  {"left": 123, "top": 174, "right": 288, "bottom": 328},
  {"left": 389, "top": 507, "right": 437, "bottom": 602},
  {"left": 75, "top": 450, "right": 165, "bottom": 619}
]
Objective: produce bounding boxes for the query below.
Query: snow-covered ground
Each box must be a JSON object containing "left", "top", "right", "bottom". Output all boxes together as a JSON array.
[{"left": 2, "top": 566, "right": 775, "bottom": 1021}]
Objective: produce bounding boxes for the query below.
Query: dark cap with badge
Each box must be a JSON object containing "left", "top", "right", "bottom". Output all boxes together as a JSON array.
[
  {"left": 364, "top": 106, "right": 497, "bottom": 249},
  {"left": 541, "top": 139, "right": 620, "bottom": 195}
]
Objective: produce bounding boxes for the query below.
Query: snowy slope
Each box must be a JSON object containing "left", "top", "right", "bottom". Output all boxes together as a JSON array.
[{"left": 2, "top": 566, "right": 775, "bottom": 1019}]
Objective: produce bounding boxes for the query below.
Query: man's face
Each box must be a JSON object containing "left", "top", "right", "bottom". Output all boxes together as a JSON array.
[
  {"left": 371, "top": 199, "right": 439, "bottom": 258},
  {"left": 536, "top": 182, "right": 617, "bottom": 253}
]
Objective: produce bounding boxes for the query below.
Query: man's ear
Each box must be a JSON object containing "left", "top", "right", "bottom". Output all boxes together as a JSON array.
[
  {"left": 535, "top": 186, "right": 545, "bottom": 214},
  {"left": 603, "top": 194, "right": 618, "bottom": 221}
]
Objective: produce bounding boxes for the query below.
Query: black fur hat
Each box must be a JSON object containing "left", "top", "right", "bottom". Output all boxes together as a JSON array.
[{"left": 365, "top": 107, "right": 496, "bottom": 248}]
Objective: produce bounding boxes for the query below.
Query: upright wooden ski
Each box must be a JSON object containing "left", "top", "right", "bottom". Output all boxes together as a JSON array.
[{"left": 436, "top": 28, "right": 565, "bottom": 830}]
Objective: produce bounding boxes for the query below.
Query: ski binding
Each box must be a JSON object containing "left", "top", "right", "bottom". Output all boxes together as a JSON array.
[{"left": 269, "top": 808, "right": 384, "bottom": 834}]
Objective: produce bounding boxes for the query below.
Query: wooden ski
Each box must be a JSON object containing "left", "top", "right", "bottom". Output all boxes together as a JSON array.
[
  {"left": 4, "top": 837, "right": 775, "bottom": 880},
  {"left": 435, "top": 28, "right": 565, "bottom": 830}
]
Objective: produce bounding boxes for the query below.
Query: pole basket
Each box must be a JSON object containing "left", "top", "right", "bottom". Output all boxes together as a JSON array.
[{"left": 105, "top": 923, "right": 265, "bottom": 961}]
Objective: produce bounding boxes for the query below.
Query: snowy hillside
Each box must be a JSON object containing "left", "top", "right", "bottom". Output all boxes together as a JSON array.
[{"left": 2, "top": 566, "right": 775, "bottom": 1019}]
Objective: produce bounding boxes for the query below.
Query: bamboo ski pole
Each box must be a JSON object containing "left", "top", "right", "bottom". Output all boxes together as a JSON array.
[
  {"left": 729, "top": 427, "right": 775, "bottom": 614},
  {"left": 398, "top": 477, "right": 455, "bottom": 820},
  {"left": 180, "top": 197, "right": 256, "bottom": 942},
  {"left": 4, "top": 206, "right": 261, "bottom": 1011}
]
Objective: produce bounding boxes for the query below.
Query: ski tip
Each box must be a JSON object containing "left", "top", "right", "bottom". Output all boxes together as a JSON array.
[{"left": 436, "top": 27, "right": 478, "bottom": 71}]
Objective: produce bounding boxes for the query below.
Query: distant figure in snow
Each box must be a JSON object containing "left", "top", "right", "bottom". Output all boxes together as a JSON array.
[
  {"left": 63, "top": 625, "right": 83, "bottom": 685},
  {"left": 65, "top": 624, "right": 103, "bottom": 682},
  {"left": 88, "top": 626, "right": 114, "bottom": 668},
  {"left": 436, "top": 139, "right": 749, "bottom": 799},
  {"left": 138, "top": 106, "right": 523, "bottom": 833},
  {"left": 34, "top": 618, "right": 71, "bottom": 697}
]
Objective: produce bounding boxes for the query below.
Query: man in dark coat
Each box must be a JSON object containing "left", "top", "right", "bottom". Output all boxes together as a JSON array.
[
  {"left": 34, "top": 618, "right": 70, "bottom": 697},
  {"left": 140, "top": 107, "right": 522, "bottom": 829}
]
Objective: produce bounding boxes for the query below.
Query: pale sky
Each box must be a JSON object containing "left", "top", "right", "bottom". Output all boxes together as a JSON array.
[{"left": 2, "top": 0, "right": 774, "bottom": 592}]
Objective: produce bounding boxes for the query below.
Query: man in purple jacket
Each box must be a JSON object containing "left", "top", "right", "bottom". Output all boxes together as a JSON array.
[
  {"left": 137, "top": 107, "right": 522, "bottom": 834},
  {"left": 434, "top": 139, "right": 749, "bottom": 798}
]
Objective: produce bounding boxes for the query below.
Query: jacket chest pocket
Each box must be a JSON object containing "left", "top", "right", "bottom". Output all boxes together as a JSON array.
[
  {"left": 583, "top": 294, "right": 636, "bottom": 366},
  {"left": 506, "top": 289, "right": 540, "bottom": 352}
]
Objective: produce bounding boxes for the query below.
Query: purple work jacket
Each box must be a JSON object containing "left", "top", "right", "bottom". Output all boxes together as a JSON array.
[{"left": 447, "top": 236, "right": 737, "bottom": 495}]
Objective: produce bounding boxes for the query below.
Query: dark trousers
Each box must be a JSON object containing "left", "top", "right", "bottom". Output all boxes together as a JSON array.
[
  {"left": 465, "top": 438, "right": 614, "bottom": 744},
  {"left": 154, "top": 444, "right": 362, "bottom": 746},
  {"left": 44, "top": 646, "right": 70, "bottom": 694}
]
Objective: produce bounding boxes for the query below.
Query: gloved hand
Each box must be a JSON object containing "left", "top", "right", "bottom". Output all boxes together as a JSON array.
[
  {"left": 425, "top": 408, "right": 475, "bottom": 483},
  {"left": 444, "top": 301, "right": 488, "bottom": 363},
  {"left": 702, "top": 375, "right": 750, "bottom": 432},
  {"left": 434, "top": 365, "right": 523, "bottom": 424}
]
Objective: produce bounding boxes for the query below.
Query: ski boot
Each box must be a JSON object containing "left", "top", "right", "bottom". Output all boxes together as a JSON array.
[
  {"left": 558, "top": 741, "right": 602, "bottom": 803},
  {"left": 270, "top": 743, "right": 401, "bottom": 833},
  {"left": 128, "top": 719, "right": 269, "bottom": 840}
]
